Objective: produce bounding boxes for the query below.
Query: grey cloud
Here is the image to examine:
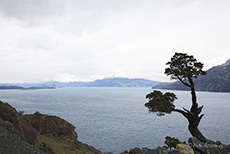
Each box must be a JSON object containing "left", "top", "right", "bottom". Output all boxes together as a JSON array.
[
  {"left": 0, "top": 0, "right": 180, "bottom": 19},
  {"left": 0, "top": 0, "right": 230, "bottom": 83},
  {"left": 0, "top": 0, "right": 62, "bottom": 19}
]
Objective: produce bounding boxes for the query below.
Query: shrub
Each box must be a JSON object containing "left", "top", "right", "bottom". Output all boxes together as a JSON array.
[{"left": 164, "top": 136, "right": 181, "bottom": 150}]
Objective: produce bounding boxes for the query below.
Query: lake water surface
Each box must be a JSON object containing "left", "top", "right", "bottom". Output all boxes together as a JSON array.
[{"left": 0, "top": 87, "right": 229, "bottom": 154}]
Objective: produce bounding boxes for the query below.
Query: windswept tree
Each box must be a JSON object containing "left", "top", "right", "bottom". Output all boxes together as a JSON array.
[{"left": 145, "top": 53, "right": 207, "bottom": 142}]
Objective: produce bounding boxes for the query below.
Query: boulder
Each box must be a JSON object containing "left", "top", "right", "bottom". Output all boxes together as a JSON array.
[
  {"left": 142, "top": 147, "right": 168, "bottom": 154},
  {"left": 129, "top": 147, "right": 143, "bottom": 154},
  {"left": 121, "top": 150, "right": 129, "bottom": 154},
  {"left": 168, "top": 150, "right": 180, "bottom": 154},
  {"left": 157, "top": 146, "right": 168, "bottom": 152},
  {"left": 188, "top": 137, "right": 230, "bottom": 154},
  {"left": 142, "top": 148, "right": 159, "bottom": 154},
  {"left": 176, "top": 143, "right": 194, "bottom": 154}
]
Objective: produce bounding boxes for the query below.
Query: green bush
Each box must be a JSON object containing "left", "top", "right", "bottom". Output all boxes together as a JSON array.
[{"left": 164, "top": 136, "right": 181, "bottom": 150}]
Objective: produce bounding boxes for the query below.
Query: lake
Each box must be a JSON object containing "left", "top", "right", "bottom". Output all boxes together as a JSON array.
[{"left": 0, "top": 87, "right": 229, "bottom": 154}]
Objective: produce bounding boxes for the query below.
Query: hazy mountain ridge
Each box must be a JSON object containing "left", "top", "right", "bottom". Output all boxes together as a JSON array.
[
  {"left": 0, "top": 77, "right": 159, "bottom": 88},
  {"left": 82, "top": 77, "right": 159, "bottom": 87},
  {"left": 154, "top": 59, "right": 230, "bottom": 92}
]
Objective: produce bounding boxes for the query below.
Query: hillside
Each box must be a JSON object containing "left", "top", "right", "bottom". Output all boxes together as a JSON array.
[
  {"left": 0, "top": 100, "right": 102, "bottom": 154},
  {"left": 0, "top": 127, "right": 46, "bottom": 154},
  {"left": 154, "top": 59, "right": 230, "bottom": 92}
]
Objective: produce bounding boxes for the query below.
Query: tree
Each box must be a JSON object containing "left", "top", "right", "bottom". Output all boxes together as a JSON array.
[{"left": 145, "top": 52, "right": 207, "bottom": 142}]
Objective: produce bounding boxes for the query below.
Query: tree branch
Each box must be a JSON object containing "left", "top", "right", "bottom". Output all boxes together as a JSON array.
[
  {"left": 177, "top": 77, "right": 191, "bottom": 88},
  {"left": 183, "top": 107, "right": 190, "bottom": 113},
  {"left": 195, "top": 105, "right": 204, "bottom": 116},
  {"left": 199, "top": 114, "right": 204, "bottom": 121},
  {"left": 172, "top": 108, "right": 188, "bottom": 119}
]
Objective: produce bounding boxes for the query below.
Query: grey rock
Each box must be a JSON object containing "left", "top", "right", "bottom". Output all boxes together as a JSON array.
[
  {"left": 129, "top": 147, "right": 142, "bottom": 154},
  {"left": 193, "top": 151, "right": 201, "bottom": 154},
  {"left": 168, "top": 149, "right": 180, "bottom": 154},
  {"left": 216, "top": 141, "right": 222, "bottom": 145},
  {"left": 142, "top": 147, "right": 167, "bottom": 154},
  {"left": 0, "top": 127, "right": 46, "bottom": 154},
  {"left": 142, "top": 148, "right": 159, "bottom": 154},
  {"left": 188, "top": 137, "right": 230, "bottom": 154},
  {"left": 121, "top": 150, "right": 128, "bottom": 154},
  {"left": 176, "top": 143, "right": 194, "bottom": 154}
]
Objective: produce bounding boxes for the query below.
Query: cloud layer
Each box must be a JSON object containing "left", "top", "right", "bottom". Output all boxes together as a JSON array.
[{"left": 0, "top": 0, "right": 230, "bottom": 83}]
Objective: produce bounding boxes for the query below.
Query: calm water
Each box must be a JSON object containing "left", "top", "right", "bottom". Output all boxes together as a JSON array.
[{"left": 0, "top": 87, "right": 230, "bottom": 153}]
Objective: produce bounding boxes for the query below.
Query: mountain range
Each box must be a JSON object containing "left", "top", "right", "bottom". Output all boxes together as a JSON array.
[
  {"left": 1, "top": 59, "right": 230, "bottom": 91},
  {"left": 0, "top": 77, "right": 159, "bottom": 89},
  {"left": 154, "top": 59, "right": 230, "bottom": 92}
]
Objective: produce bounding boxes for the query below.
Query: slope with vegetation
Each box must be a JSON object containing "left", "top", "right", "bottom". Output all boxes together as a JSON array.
[{"left": 0, "top": 100, "right": 102, "bottom": 154}]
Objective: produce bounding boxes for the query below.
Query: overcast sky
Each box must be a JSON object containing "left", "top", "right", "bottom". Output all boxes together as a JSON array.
[{"left": 0, "top": 0, "right": 229, "bottom": 83}]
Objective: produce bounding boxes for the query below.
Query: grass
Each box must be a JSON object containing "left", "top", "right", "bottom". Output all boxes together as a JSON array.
[{"left": 38, "top": 135, "right": 95, "bottom": 154}]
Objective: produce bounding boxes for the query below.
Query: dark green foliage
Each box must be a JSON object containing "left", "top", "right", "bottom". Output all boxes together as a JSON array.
[
  {"left": 164, "top": 136, "right": 181, "bottom": 150},
  {"left": 165, "top": 52, "right": 206, "bottom": 81},
  {"left": 145, "top": 90, "right": 177, "bottom": 116}
]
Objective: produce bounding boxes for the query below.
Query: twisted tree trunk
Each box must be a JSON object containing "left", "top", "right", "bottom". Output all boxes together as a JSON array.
[
  {"left": 188, "top": 120, "right": 206, "bottom": 142},
  {"left": 188, "top": 77, "right": 206, "bottom": 142},
  {"left": 173, "top": 107, "right": 206, "bottom": 142},
  {"left": 173, "top": 77, "right": 207, "bottom": 142}
]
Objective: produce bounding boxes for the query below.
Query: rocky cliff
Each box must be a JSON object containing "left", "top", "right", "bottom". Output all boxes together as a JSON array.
[
  {"left": 154, "top": 59, "right": 230, "bottom": 92},
  {"left": 0, "top": 100, "right": 102, "bottom": 154},
  {"left": 0, "top": 127, "right": 46, "bottom": 154}
]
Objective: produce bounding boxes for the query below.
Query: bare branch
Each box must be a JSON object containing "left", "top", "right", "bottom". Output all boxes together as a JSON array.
[
  {"left": 195, "top": 105, "right": 204, "bottom": 116},
  {"left": 172, "top": 108, "right": 188, "bottom": 119},
  {"left": 183, "top": 107, "right": 190, "bottom": 113},
  {"left": 199, "top": 114, "right": 204, "bottom": 121}
]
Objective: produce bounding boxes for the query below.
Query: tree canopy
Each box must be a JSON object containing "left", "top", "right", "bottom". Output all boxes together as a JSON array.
[
  {"left": 165, "top": 53, "right": 206, "bottom": 87},
  {"left": 145, "top": 91, "right": 177, "bottom": 116}
]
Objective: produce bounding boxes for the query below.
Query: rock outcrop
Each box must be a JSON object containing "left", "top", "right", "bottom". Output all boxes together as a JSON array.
[
  {"left": 21, "top": 112, "right": 77, "bottom": 140},
  {"left": 123, "top": 139, "right": 230, "bottom": 154},
  {"left": 0, "top": 127, "right": 45, "bottom": 154},
  {"left": 188, "top": 137, "right": 230, "bottom": 154},
  {"left": 142, "top": 147, "right": 168, "bottom": 154},
  {"left": 0, "top": 100, "right": 38, "bottom": 145},
  {"left": 0, "top": 100, "right": 102, "bottom": 154},
  {"left": 176, "top": 143, "right": 194, "bottom": 154}
]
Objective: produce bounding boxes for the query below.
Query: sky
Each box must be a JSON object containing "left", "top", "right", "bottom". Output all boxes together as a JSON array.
[{"left": 0, "top": 0, "right": 230, "bottom": 83}]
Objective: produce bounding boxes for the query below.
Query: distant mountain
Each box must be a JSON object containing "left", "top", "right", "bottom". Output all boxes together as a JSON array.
[
  {"left": 154, "top": 59, "right": 230, "bottom": 92},
  {"left": 0, "top": 86, "right": 24, "bottom": 90},
  {"left": 82, "top": 77, "right": 159, "bottom": 87},
  {"left": 1, "top": 77, "right": 159, "bottom": 88}
]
